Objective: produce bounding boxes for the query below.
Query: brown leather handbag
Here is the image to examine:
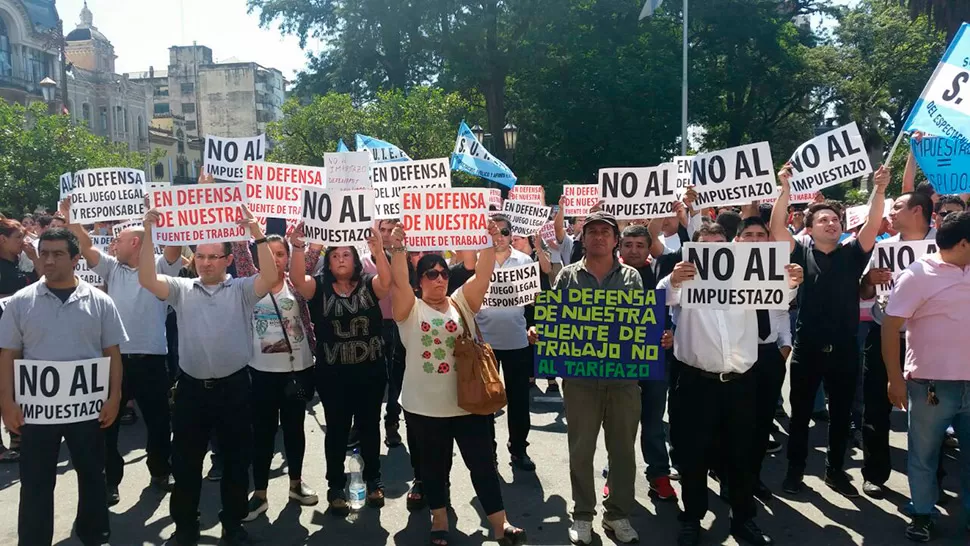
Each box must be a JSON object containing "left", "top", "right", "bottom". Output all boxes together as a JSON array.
[{"left": 449, "top": 298, "right": 507, "bottom": 415}]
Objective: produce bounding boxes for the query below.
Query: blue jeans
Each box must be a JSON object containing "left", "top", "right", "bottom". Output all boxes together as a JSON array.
[
  {"left": 907, "top": 379, "right": 970, "bottom": 516},
  {"left": 639, "top": 378, "right": 671, "bottom": 479}
]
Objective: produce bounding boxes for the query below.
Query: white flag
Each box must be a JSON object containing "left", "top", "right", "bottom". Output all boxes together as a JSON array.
[{"left": 639, "top": 0, "right": 664, "bottom": 19}]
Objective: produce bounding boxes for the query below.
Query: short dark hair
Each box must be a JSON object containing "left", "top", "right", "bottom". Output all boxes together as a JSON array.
[
  {"left": 758, "top": 203, "right": 773, "bottom": 225},
  {"left": 39, "top": 227, "right": 80, "bottom": 257},
  {"left": 322, "top": 246, "right": 363, "bottom": 284},
  {"left": 491, "top": 213, "right": 512, "bottom": 231},
  {"left": 738, "top": 216, "right": 769, "bottom": 236},
  {"left": 0, "top": 219, "right": 24, "bottom": 238},
  {"left": 223, "top": 242, "right": 232, "bottom": 256},
  {"left": 805, "top": 201, "right": 843, "bottom": 228},
  {"left": 898, "top": 191, "right": 933, "bottom": 225},
  {"left": 937, "top": 194, "right": 967, "bottom": 211},
  {"left": 936, "top": 211, "right": 970, "bottom": 250},
  {"left": 621, "top": 224, "right": 651, "bottom": 241},
  {"left": 915, "top": 181, "right": 937, "bottom": 198},
  {"left": 692, "top": 223, "right": 728, "bottom": 242},
  {"left": 37, "top": 215, "right": 54, "bottom": 229},
  {"left": 715, "top": 210, "right": 743, "bottom": 240}
]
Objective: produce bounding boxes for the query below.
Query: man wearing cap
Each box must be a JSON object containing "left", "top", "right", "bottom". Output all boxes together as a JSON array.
[{"left": 552, "top": 211, "right": 645, "bottom": 545}]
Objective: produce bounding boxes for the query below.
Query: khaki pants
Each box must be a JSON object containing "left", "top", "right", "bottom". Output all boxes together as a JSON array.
[{"left": 563, "top": 378, "right": 641, "bottom": 522}]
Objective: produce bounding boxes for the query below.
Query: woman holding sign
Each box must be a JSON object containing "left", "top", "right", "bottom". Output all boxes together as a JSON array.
[
  {"left": 290, "top": 223, "right": 392, "bottom": 516},
  {"left": 388, "top": 221, "right": 526, "bottom": 546}
]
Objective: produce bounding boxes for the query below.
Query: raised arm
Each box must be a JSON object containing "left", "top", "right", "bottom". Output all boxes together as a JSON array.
[
  {"left": 555, "top": 195, "right": 567, "bottom": 243},
  {"left": 647, "top": 217, "right": 665, "bottom": 258},
  {"left": 458, "top": 221, "right": 500, "bottom": 313},
  {"left": 389, "top": 225, "right": 416, "bottom": 323},
  {"left": 770, "top": 165, "right": 797, "bottom": 252},
  {"left": 858, "top": 165, "right": 889, "bottom": 253},
  {"left": 238, "top": 206, "right": 277, "bottom": 298},
  {"left": 61, "top": 198, "right": 100, "bottom": 266},
  {"left": 138, "top": 208, "right": 170, "bottom": 300},
  {"left": 367, "top": 222, "right": 392, "bottom": 299},
  {"left": 287, "top": 222, "right": 316, "bottom": 300}
]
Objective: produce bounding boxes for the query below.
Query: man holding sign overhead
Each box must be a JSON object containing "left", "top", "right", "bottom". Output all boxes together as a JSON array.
[{"left": 0, "top": 228, "right": 127, "bottom": 546}]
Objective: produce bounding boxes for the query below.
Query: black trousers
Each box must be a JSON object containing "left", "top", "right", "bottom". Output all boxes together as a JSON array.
[
  {"left": 666, "top": 349, "right": 683, "bottom": 469},
  {"left": 316, "top": 365, "right": 386, "bottom": 493},
  {"left": 492, "top": 346, "right": 533, "bottom": 456},
  {"left": 383, "top": 319, "right": 406, "bottom": 427},
  {"left": 787, "top": 341, "right": 859, "bottom": 476},
  {"left": 19, "top": 420, "right": 108, "bottom": 546},
  {"left": 670, "top": 365, "right": 757, "bottom": 523},
  {"left": 753, "top": 343, "right": 787, "bottom": 479},
  {"left": 405, "top": 411, "right": 505, "bottom": 515},
  {"left": 170, "top": 369, "right": 252, "bottom": 543},
  {"left": 165, "top": 311, "right": 180, "bottom": 381},
  {"left": 105, "top": 354, "right": 172, "bottom": 487},
  {"left": 250, "top": 367, "right": 314, "bottom": 491}
]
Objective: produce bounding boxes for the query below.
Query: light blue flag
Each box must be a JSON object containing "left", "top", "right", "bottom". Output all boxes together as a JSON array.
[
  {"left": 355, "top": 134, "right": 410, "bottom": 163},
  {"left": 337, "top": 139, "right": 349, "bottom": 152},
  {"left": 450, "top": 121, "right": 517, "bottom": 188},
  {"left": 903, "top": 23, "right": 970, "bottom": 142},
  {"left": 639, "top": 0, "right": 663, "bottom": 19},
  {"left": 911, "top": 135, "right": 970, "bottom": 195}
]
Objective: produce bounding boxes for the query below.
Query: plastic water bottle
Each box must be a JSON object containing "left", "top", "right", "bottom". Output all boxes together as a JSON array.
[{"left": 348, "top": 449, "right": 366, "bottom": 510}]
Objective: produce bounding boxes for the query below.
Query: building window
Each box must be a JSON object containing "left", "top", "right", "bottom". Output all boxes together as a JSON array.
[
  {"left": 82, "top": 103, "right": 91, "bottom": 127},
  {"left": 177, "top": 157, "right": 188, "bottom": 178},
  {"left": 155, "top": 86, "right": 169, "bottom": 97},
  {"left": 154, "top": 103, "right": 170, "bottom": 115},
  {"left": 180, "top": 82, "right": 194, "bottom": 94},
  {"left": 115, "top": 106, "right": 123, "bottom": 133},
  {"left": 154, "top": 163, "right": 165, "bottom": 179},
  {"left": 138, "top": 116, "right": 144, "bottom": 140},
  {"left": 0, "top": 18, "right": 11, "bottom": 77},
  {"left": 185, "top": 121, "right": 196, "bottom": 131},
  {"left": 182, "top": 102, "right": 195, "bottom": 114},
  {"left": 26, "top": 48, "right": 46, "bottom": 83},
  {"left": 100, "top": 107, "right": 108, "bottom": 132}
]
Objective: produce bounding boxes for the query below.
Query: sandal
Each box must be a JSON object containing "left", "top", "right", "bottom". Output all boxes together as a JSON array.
[
  {"left": 407, "top": 481, "right": 425, "bottom": 511},
  {"left": 367, "top": 487, "right": 385, "bottom": 508},
  {"left": 429, "top": 529, "right": 450, "bottom": 546},
  {"left": 500, "top": 525, "right": 527, "bottom": 545}
]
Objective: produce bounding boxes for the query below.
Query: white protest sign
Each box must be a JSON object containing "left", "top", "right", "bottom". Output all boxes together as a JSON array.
[
  {"left": 488, "top": 188, "right": 503, "bottom": 209},
  {"left": 681, "top": 142, "right": 776, "bottom": 208},
  {"left": 539, "top": 222, "right": 556, "bottom": 244},
  {"left": 873, "top": 240, "right": 938, "bottom": 296},
  {"left": 508, "top": 185, "right": 544, "bottom": 205},
  {"left": 67, "top": 168, "right": 147, "bottom": 224},
  {"left": 562, "top": 185, "right": 599, "bottom": 217},
  {"left": 788, "top": 123, "right": 872, "bottom": 193},
  {"left": 204, "top": 134, "right": 266, "bottom": 182},
  {"left": 244, "top": 161, "right": 326, "bottom": 226},
  {"left": 113, "top": 220, "right": 165, "bottom": 256},
  {"left": 148, "top": 181, "right": 170, "bottom": 193},
  {"left": 301, "top": 188, "right": 375, "bottom": 245},
  {"left": 15, "top": 358, "right": 110, "bottom": 424},
  {"left": 483, "top": 262, "right": 541, "bottom": 307},
  {"left": 682, "top": 242, "right": 790, "bottom": 310},
  {"left": 372, "top": 158, "right": 451, "bottom": 219},
  {"left": 325, "top": 151, "right": 371, "bottom": 190},
  {"left": 59, "top": 172, "right": 73, "bottom": 199},
  {"left": 760, "top": 190, "right": 819, "bottom": 205},
  {"left": 501, "top": 199, "right": 552, "bottom": 236},
  {"left": 401, "top": 188, "right": 490, "bottom": 251},
  {"left": 598, "top": 163, "right": 678, "bottom": 219},
  {"left": 149, "top": 184, "right": 248, "bottom": 245},
  {"left": 844, "top": 198, "right": 894, "bottom": 230},
  {"left": 74, "top": 235, "right": 114, "bottom": 285}
]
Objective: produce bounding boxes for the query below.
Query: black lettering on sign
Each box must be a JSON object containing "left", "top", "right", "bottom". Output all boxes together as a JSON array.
[
  {"left": 743, "top": 247, "right": 785, "bottom": 281},
  {"left": 692, "top": 156, "right": 726, "bottom": 186},
  {"left": 688, "top": 246, "right": 735, "bottom": 280},
  {"left": 943, "top": 72, "right": 970, "bottom": 105},
  {"left": 244, "top": 138, "right": 263, "bottom": 161},
  {"left": 789, "top": 144, "right": 820, "bottom": 173},
  {"left": 878, "top": 243, "right": 938, "bottom": 272},
  {"left": 69, "top": 361, "right": 105, "bottom": 396},
  {"left": 208, "top": 140, "right": 239, "bottom": 163},
  {"left": 601, "top": 171, "right": 639, "bottom": 199},
  {"left": 302, "top": 189, "right": 333, "bottom": 221},
  {"left": 339, "top": 193, "right": 374, "bottom": 224},
  {"left": 645, "top": 169, "right": 673, "bottom": 197}
]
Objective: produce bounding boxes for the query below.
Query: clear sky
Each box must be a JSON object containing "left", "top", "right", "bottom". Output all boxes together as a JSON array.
[{"left": 57, "top": 0, "right": 314, "bottom": 80}]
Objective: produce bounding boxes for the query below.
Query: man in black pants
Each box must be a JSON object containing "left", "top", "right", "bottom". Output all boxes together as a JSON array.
[
  {"left": 138, "top": 205, "right": 277, "bottom": 546},
  {"left": 769, "top": 164, "right": 889, "bottom": 498}
]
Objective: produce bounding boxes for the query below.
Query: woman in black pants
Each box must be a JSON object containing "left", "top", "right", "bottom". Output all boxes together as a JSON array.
[
  {"left": 232, "top": 236, "right": 319, "bottom": 521},
  {"left": 290, "top": 223, "right": 392, "bottom": 515},
  {"left": 388, "top": 222, "right": 526, "bottom": 546}
]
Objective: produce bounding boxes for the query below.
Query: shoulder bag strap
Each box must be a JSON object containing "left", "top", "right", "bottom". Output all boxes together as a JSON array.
[
  {"left": 267, "top": 291, "right": 296, "bottom": 371},
  {"left": 448, "top": 297, "right": 484, "bottom": 343}
]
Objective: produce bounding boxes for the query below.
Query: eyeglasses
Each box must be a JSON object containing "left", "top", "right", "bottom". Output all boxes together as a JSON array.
[
  {"left": 423, "top": 269, "right": 450, "bottom": 281},
  {"left": 498, "top": 227, "right": 511, "bottom": 237},
  {"left": 195, "top": 254, "right": 227, "bottom": 262},
  {"left": 939, "top": 210, "right": 952, "bottom": 219}
]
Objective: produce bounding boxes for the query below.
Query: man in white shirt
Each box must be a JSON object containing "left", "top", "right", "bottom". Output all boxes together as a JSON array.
[{"left": 659, "top": 223, "right": 774, "bottom": 546}]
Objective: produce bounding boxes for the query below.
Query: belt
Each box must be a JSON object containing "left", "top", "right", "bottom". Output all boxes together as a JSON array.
[
  {"left": 122, "top": 353, "right": 162, "bottom": 360},
  {"left": 683, "top": 365, "right": 748, "bottom": 383},
  {"left": 180, "top": 368, "right": 247, "bottom": 389}
]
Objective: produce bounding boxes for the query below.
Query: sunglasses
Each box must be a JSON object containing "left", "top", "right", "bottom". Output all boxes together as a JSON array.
[
  {"left": 939, "top": 210, "right": 952, "bottom": 219},
  {"left": 498, "top": 227, "right": 511, "bottom": 237},
  {"left": 423, "top": 269, "right": 451, "bottom": 281}
]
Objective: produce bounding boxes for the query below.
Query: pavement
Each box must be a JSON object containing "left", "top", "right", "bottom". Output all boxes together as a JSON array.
[{"left": 0, "top": 381, "right": 965, "bottom": 546}]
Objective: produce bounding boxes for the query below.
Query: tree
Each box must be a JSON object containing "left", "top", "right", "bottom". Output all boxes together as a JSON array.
[
  {"left": 899, "top": 0, "right": 970, "bottom": 40},
  {"left": 0, "top": 101, "right": 155, "bottom": 218}
]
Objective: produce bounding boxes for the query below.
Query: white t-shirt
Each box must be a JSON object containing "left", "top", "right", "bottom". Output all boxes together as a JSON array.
[
  {"left": 398, "top": 287, "right": 471, "bottom": 418},
  {"left": 249, "top": 283, "right": 314, "bottom": 373}
]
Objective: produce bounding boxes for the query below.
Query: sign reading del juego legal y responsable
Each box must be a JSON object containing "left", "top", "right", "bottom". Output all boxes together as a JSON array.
[{"left": 533, "top": 289, "right": 666, "bottom": 380}]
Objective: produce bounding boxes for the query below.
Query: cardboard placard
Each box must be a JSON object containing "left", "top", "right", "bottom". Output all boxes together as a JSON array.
[
  {"left": 372, "top": 158, "right": 452, "bottom": 219},
  {"left": 325, "top": 151, "right": 371, "bottom": 190},
  {"left": 508, "top": 185, "right": 544, "bottom": 205},
  {"left": 244, "top": 161, "right": 326, "bottom": 226},
  {"left": 562, "top": 185, "right": 599, "bottom": 217},
  {"left": 788, "top": 123, "right": 872, "bottom": 193},
  {"left": 682, "top": 242, "right": 790, "bottom": 310},
  {"left": 873, "top": 240, "right": 938, "bottom": 296},
  {"left": 501, "top": 199, "right": 552, "bottom": 236},
  {"left": 204, "top": 134, "right": 266, "bottom": 182},
  {"left": 15, "top": 358, "right": 110, "bottom": 424},
  {"left": 599, "top": 163, "right": 678, "bottom": 219},
  {"left": 483, "top": 262, "right": 541, "bottom": 307},
  {"left": 301, "top": 188, "right": 376, "bottom": 245},
  {"left": 679, "top": 142, "right": 776, "bottom": 208},
  {"left": 401, "top": 188, "right": 490, "bottom": 251},
  {"left": 66, "top": 168, "right": 148, "bottom": 224},
  {"left": 149, "top": 184, "right": 249, "bottom": 245}
]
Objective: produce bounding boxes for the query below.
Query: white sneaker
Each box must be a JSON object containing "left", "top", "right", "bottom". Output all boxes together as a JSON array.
[
  {"left": 603, "top": 518, "right": 639, "bottom": 543},
  {"left": 568, "top": 520, "right": 593, "bottom": 545}
]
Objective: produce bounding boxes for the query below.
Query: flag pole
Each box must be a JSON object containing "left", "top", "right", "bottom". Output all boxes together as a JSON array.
[{"left": 681, "top": 0, "right": 688, "bottom": 155}]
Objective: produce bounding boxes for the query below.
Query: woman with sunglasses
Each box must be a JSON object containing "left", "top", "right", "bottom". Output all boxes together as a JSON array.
[
  {"left": 290, "top": 223, "right": 392, "bottom": 515},
  {"left": 388, "top": 221, "right": 526, "bottom": 546}
]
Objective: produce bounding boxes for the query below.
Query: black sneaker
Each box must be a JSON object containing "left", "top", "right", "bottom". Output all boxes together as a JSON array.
[
  {"left": 511, "top": 453, "right": 536, "bottom": 472},
  {"left": 151, "top": 474, "right": 175, "bottom": 493},
  {"left": 781, "top": 472, "right": 803, "bottom": 495},
  {"left": 731, "top": 519, "right": 774, "bottom": 545},
  {"left": 219, "top": 527, "right": 254, "bottom": 546},
  {"left": 120, "top": 407, "right": 138, "bottom": 425},
  {"left": 206, "top": 461, "right": 223, "bottom": 482},
  {"left": 107, "top": 485, "right": 120, "bottom": 507},
  {"left": 765, "top": 440, "right": 782, "bottom": 455},
  {"left": 774, "top": 406, "right": 787, "bottom": 418},
  {"left": 677, "top": 520, "right": 701, "bottom": 546},
  {"left": 812, "top": 409, "right": 830, "bottom": 422},
  {"left": 384, "top": 423, "right": 403, "bottom": 448},
  {"left": 824, "top": 471, "right": 860, "bottom": 498},
  {"left": 754, "top": 481, "right": 773, "bottom": 504},
  {"left": 242, "top": 495, "right": 268, "bottom": 522},
  {"left": 905, "top": 515, "right": 933, "bottom": 542},
  {"left": 862, "top": 481, "right": 885, "bottom": 499}
]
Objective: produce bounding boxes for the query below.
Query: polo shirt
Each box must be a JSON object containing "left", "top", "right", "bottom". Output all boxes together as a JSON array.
[
  {"left": 553, "top": 257, "right": 644, "bottom": 292},
  {"left": 790, "top": 238, "right": 871, "bottom": 345},
  {"left": 92, "top": 250, "right": 182, "bottom": 355},
  {"left": 0, "top": 279, "right": 128, "bottom": 360},
  {"left": 476, "top": 249, "right": 533, "bottom": 351},
  {"left": 165, "top": 275, "right": 261, "bottom": 379}
]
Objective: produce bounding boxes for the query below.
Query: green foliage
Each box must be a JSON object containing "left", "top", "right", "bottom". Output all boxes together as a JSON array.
[
  {"left": 0, "top": 101, "right": 155, "bottom": 218},
  {"left": 898, "top": 0, "right": 970, "bottom": 41}
]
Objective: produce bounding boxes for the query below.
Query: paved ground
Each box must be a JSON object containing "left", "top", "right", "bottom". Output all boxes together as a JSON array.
[{"left": 0, "top": 381, "right": 965, "bottom": 546}]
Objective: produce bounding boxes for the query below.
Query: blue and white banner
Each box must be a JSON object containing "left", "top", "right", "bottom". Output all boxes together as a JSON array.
[
  {"left": 639, "top": 0, "right": 663, "bottom": 20},
  {"left": 337, "top": 139, "right": 350, "bottom": 152},
  {"left": 451, "top": 121, "right": 517, "bottom": 188},
  {"left": 911, "top": 135, "right": 970, "bottom": 195},
  {"left": 355, "top": 134, "right": 410, "bottom": 163},
  {"left": 903, "top": 23, "right": 970, "bottom": 142}
]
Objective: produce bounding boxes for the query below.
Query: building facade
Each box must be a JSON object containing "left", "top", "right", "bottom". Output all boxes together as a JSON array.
[
  {"left": 0, "top": 0, "right": 61, "bottom": 106},
  {"left": 148, "top": 113, "right": 204, "bottom": 184}
]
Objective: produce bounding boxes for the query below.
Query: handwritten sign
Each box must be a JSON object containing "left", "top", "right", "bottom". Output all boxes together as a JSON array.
[
  {"left": 301, "top": 188, "right": 375, "bottom": 245},
  {"left": 534, "top": 289, "right": 666, "bottom": 380},
  {"left": 562, "top": 185, "right": 599, "bottom": 217},
  {"left": 325, "top": 151, "right": 371, "bottom": 190},
  {"left": 599, "top": 163, "right": 678, "bottom": 219},
  {"left": 788, "top": 123, "right": 872, "bottom": 193},
  {"left": 682, "top": 242, "right": 790, "bottom": 309},
  {"left": 15, "top": 358, "right": 109, "bottom": 424},
  {"left": 508, "top": 185, "right": 544, "bottom": 205},
  {"left": 483, "top": 262, "right": 541, "bottom": 307},
  {"left": 66, "top": 168, "right": 147, "bottom": 224},
  {"left": 680, "top": 142, "right": 776, "bottom": 208},
  {"left": 874, "top": 240, "right": 938, "bottom": 296},
  {"left": 501, "top": 200, "right": 552, "bottom": 236},
  {"left": 149, "top": 183, "right": 248, "bottom": 245},
  {"left": 372, "top": 158, "right": 452, "bottom": 219},
  {"left": 401, "top": 188, "right": 490, "bottom": 251},
  {"left": 911, "top": 135, "right": 970, "bottom": 195},
  {"left": 205, "top": 135, "right": 265, "bottom": 182}
]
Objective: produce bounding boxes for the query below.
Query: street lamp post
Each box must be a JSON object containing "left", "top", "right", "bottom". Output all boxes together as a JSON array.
[
  {"left": 39, "top": 77, "right": 58, "bottom": 115},
  {"left": 503, "top": 123, "right": 518, "bottom": 165}
]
